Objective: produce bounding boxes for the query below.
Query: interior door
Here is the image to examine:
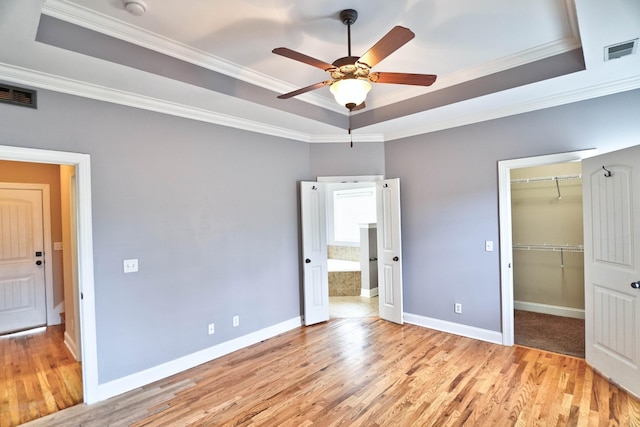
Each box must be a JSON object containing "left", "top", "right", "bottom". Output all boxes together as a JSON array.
[
  {"left": 583, "top": 145, "right": 640, "bottom": 398},
  {"left": 0, "top": 188, "right": 47, "bottom": 334},
  {"left": 377, "top": 178, "right": 404, "bottom": 324},
  {"left": 300, "top": 181, "right": 329, "bottom": 325}
]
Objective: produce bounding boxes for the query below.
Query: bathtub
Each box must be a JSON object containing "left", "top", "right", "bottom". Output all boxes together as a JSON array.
[
  {"left": 327, "top": 259, "right": 361, "bottom": 272},
  {"left": 327, "top": 259, "right": 361, "bottom": 296}
]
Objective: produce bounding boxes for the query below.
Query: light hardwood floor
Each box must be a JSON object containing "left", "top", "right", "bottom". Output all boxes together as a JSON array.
[
  {"left": 0, "top": 325, "right": 82, "bottom": 427},
  {"left": 12, "top": 317, "right": 640, "bottom": 426}
]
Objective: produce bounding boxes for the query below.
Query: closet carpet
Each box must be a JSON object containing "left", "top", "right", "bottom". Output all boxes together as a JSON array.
[{"left": 514, "top": 309, "right": 585, "bottom": 358}]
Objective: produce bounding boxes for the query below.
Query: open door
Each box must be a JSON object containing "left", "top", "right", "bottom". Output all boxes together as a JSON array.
[
  {"left": 377, "top": 178, "right": 404, "bottom": 324},
  {"left": 300, "top": 181, "right": 329, "bottom": 325},
  {"left": 583, "top": 145, "right": 640, "bottom": 398}
]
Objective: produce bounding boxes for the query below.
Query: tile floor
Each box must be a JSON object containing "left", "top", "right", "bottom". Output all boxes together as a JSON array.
[{"left": 329, "top": 296, "right": 379, "bottom": 318}]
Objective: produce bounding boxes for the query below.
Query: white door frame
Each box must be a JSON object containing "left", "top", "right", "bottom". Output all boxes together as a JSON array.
[
  {"left": 498, "top": 149, "right": 596, "bottom": 345},
  {"left": 0, "top": 144, "right": 98, "bottom": 404},
  {"left": 0, "top": 183, "right": 55, "bottom": 326}
]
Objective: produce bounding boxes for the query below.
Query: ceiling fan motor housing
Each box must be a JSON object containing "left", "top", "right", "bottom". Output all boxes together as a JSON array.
[{"left": 339, "top": 9, "right": 358, "bottom": 26}]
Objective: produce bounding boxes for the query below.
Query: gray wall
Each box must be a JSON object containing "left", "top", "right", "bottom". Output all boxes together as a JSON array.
[
  {"left": 0, "top": 89, "right": 311, "bottom": 382},
  {"left": 309, "top": 141, "right": 385, "bottom": 178},
  {"left": 385, "top": 88, "right": 640, "bottom": 332},
  {"left": 1, "top": 83, "right": 638, "bottom": 386}
]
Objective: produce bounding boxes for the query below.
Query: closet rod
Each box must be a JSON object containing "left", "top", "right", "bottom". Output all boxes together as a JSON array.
[
  {"left": 513, "top": 243, "right": 584, "bottom": 253},
  {"left": 510, "top": 174, "right": 582, "bottom": 184}
]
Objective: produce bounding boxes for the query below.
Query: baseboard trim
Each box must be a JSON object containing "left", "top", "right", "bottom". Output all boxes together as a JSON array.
[
  {"left": 96, "top": 316, "right": 302, "bottom": 402},
  {"left": 64, "top": 330, "right": 80, "bottom": 362},
  {"left": 514, "top": 301, "right": 585, "bottom": 319},
  {"left": 361, "top": 287, "right": 378, "bottom": 298},
  {"left": 404, "top": 312, "right": 503, "bottom": 345}
]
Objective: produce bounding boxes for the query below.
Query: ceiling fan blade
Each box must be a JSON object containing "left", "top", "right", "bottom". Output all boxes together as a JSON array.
[
  {"left": 272, "top": 48, "right": 336, "bottom": 71},
  {"left": 357, "top": 26, "right": 415, "bottom": 68},
  {"left": 277, "top": 81, "right": 332, "bottom": 99},
  {"left": 371, "top": 72, "right": 437, "bottom": 86}
]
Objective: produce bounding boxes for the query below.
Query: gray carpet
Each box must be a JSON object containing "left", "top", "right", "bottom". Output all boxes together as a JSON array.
[{"left": 514, "top": 310, "right": 585, "bottom": 358}]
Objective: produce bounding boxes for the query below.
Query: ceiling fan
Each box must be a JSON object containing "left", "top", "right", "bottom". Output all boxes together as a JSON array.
[{"left": 272, "top": 9, "right": 437, "bottom": 111}]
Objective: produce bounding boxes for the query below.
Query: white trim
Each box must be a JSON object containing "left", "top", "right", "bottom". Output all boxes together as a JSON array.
[
  {"left": 96, "top": 316, "right": 302, "bottom": 402},
  {"left": 64, "top": 330, "right": 80, "bottom": 360},
  {"left": 514, "top": 301, "right": 585, "bottom": 319},
  {"left": 41, "top": 0, "right": 582, "bottom": 116},
  {"left": 361, "top": 287, "right": 378, "bottom": 298},
  {"left": 0, "top": 182, "right": 56, "bottom": 326},
  {"left": 41, "top": 0, "right": 344, "bottom": 115},
  {"left": 0, "top": 145, "right": 98, "bottom": 404},
  {"left": 404, "top": 312, "right": 503, "bottom": 345},
  {"left": 317, "top": 175, "right": 384, "bottom": 183},
  {"left": 0, "top": 62, "right": 316, "bottom": 144},
  {"left": 498, "top": 149, "right": 596, "bottom": 346}
]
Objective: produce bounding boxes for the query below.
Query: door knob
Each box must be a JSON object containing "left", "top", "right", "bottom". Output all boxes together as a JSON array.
[
  {"left": 36, "top": 260, "right": 43, "bottom": 266},
  {"left": 305, "top": 258, "right": 311, "bottom": 264},
  {"left": 393, "top": 256, "right": 399, "bottom": 262},
  {"left": 631, "top": 281, "right": 640, "bottom": 289}
]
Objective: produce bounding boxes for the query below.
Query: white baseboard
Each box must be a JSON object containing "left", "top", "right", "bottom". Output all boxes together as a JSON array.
[
  {"left": 514, "top": 301, "right": 585, "bottom": 319},
  {"left": 48, "top": 302, "right": 64, "bottom": 326},
  {"left": 64, "top": 330, "right": 81, "bottom": 362},
  {"left": 361, "top": 287, "right": 378, "bottom": 297},
  {"left": 403, "top": 312, "right": 503, "bottom": 345},
  {"left": 96, "top": 316, "right": 302, "bottom": 402}
]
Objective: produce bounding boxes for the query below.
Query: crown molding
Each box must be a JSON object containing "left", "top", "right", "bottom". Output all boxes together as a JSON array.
[
  {"left": 41, "top": 0, "right": 345, "bottom": 115},
  {"left": 372, "top": 36, "right": 582, "bottom": 108},
  {"left": 383, "top": 74, "right": 640, "bottom": 142},
  {"left": 0, "top": 61, "right": 319, "bottom": 143}
]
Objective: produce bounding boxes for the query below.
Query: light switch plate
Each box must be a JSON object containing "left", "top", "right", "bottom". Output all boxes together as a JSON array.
[
  {"left": 485, "top": 240, "right": 494, "bottom": 252},
  {"left": 123, "top": 259, "right": 138, "bottom": 273},
  {"left": 54, "top": 242, "right": 63, "bottom": 251}
]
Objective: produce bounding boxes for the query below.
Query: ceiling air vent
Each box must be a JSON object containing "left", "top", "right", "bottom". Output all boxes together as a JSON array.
[
  {"left": 0, "top": 84, "right": 37, "bottom": 109},
  {"left": 604, "top": 39, "right": 638, "bottom": 61}
]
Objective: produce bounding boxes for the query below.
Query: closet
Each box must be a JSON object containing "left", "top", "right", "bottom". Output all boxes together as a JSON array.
[{"left": 510, "top": 162, "right": 585, "bottom": 357}]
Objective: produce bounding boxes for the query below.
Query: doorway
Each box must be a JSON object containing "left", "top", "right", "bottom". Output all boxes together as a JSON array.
[
  {"left": 301, "top": 176, "right": 403, "bottom": 325},
  {"left": 509, "top": 162, "right": 585, "bottom": 357},
  {"left": 498, "top": 150, "right": 595, "bottom": 347},
  {"left": 323, "top": 180, "right": 379, "bottom": 319},
  {"left": 0, "top": 144, "right": 99, "bottom": 411}
]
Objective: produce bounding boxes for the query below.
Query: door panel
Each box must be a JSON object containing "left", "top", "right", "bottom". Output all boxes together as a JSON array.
[
  {"left": 583, "top": 146, "right": 640, "bottom": 397},
  {"left": 0, "top": 189, "right": 46, "bottom": 334},
  {"left": 300, "top": 182, "right": 329, "bottom": 325},
  {"left": 377, "top": 178, "right": 403, "bottom": 324}
]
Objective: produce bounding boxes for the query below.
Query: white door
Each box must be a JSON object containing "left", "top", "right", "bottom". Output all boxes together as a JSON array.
[
  {"left": 300, "top": 181, "right": 329, "bottom": 325},
  {"left": 377, "top": 178, "right": 404, "bottom": 324},
  {"left": 0, "top": 188, "right": 47, "bottom": 334},
  {"left": 583, "top": 145, "right": 640, "bottom": 398}
]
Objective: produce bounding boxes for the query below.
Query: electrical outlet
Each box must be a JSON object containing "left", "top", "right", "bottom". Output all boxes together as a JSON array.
[
  {"left": 233, "top": 315, "right": 239, "bottom": 327},
  {"left": 123, "top": 259, "right": 138, "bottom": 273},
  {"left": 208, "top": 323, "right": 215, "bottom": 335},
  {"left": 454, "top": 303, "right": 462, "bottom": 314}
]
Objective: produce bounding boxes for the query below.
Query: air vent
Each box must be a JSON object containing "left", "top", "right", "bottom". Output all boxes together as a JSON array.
[
  {"left": 0, "top": 84, "right": 37, "bottom": 108},
  {"left": 604, "top": 39, "right": 638, "bottom": 61}
]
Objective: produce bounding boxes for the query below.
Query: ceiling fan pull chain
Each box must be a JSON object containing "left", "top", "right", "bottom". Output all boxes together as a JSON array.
[{"left": 348, "top": 127, "right": 353, "bottom": 148}]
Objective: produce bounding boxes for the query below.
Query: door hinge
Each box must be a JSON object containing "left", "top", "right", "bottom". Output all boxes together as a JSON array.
[{"left": 81, "top": 292, "right": 84, "bottom": 300}]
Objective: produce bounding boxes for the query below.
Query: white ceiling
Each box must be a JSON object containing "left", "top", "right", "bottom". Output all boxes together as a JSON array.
[{"left": 0, "top": 0, "right": 639, "bottom": 142}]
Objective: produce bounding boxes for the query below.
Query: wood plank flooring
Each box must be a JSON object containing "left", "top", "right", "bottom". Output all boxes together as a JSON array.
[
  {"left": 0, "top": 325, "right": 83, "bottom": 427},
  {"left": 16, "top": 318, "right": 640, "bottom": 426}
]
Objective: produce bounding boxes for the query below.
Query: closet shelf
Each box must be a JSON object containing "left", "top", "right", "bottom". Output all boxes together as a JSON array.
[
  {"left": 510, "top": 174, "right": 582, "bottom": 184},
  {"left": 513, "top": 244, "right": 584, "bottom": 253}
]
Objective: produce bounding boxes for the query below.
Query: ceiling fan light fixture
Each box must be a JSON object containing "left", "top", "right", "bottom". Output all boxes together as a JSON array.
[{"left": 330, "top": 78, "right": 371, "bottom": 109}]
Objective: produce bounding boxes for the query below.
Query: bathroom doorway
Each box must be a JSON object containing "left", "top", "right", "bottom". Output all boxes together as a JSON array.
[{"left": 323, "top": 179, "right": 379, "bottom": 319}]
